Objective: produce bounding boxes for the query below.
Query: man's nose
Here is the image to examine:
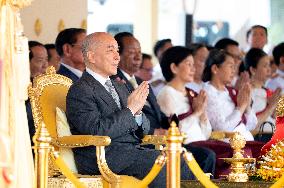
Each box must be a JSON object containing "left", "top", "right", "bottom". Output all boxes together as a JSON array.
[
  {"left": 115, "top": 52, "right": 120, "bottom": 61},
  {"left": 134, "top": 52, "right": 142, "bottom": 60}
]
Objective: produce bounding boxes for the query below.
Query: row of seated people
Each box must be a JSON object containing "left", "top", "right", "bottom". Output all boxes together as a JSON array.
[
  {"left": 156, "top": 46, "right": 281, "bottom": 177},
  {"left": 152, "top": 35, "right": 282, "bottom": 142},
  {"left": 26, "top": 27, "right": 283, "bottom": 187},
  {"left": 26, "top": 30, "right": 208, "bottom": 188}
]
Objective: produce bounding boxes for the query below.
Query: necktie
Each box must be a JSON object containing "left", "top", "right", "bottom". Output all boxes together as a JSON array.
[
  {"left": 129, "top": 77, "right": 138, "bottom": 89},
  {"left": 105, "top": 79, "right": 121, "bottom": 109}
]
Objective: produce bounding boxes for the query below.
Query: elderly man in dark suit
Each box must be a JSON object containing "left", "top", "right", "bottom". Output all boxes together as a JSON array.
[
  {"left": 66, "top": 32, "right": 194, "bottom": 188},
  {"left": 55, "top": 28, "right": 86, "bottom": 82},
  {"left": 112, "top": 32, "right": 169, "bottom": 135},
  {"left": 112, "top": 32, "right": 216, "bottom": 176}
]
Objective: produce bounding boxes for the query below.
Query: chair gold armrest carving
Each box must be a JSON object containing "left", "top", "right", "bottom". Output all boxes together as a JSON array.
[
  {"left": 142, "top": 135, "right": 166, "bottom": 150},
  {"left": 54, "top": 135, "right": 111, "bottom": 148},
  {"left": 142, "top": 131, "right": 235, "bottom": 148}
]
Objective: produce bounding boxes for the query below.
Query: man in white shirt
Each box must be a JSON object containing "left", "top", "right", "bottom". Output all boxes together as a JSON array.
[
  {"left": 55, "top": 28, "right": 86, "bottom": 82},
  {"left": 266, "top": 42, "right": 284, "bottom": 94},
  {"left": 246, "top": 25, "right": 268, "bottom": 52}
]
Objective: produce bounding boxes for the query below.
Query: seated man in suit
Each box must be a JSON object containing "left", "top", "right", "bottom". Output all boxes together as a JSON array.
[
  {"left": 66, "top": 32, "right": 195, "bottom": 188},
  {"left": 26, "top": 41, "right": 49, "bottom": 146},
  {"left": 55, "top": 28, "right": 86, "bottom": 82},
  {"left": 135, "top": 53, "right": 154, "bottom": 81},
  {"left": 112, "top": 32, "right": 215, "bottom": 176}
]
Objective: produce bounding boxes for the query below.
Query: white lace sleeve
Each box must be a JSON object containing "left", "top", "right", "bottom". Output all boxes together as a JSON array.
[
  {"left": 244, "top": 108, "right": 258, "bottom": 130},
  {"left": 200, "top": 119, "right": 212, "bottom": 139},
  {"left": 206, "top": 92, "right": 243, "bottom": 132},
  {"left": 157, "top": 89, "right": 176, "bottom": 117}
]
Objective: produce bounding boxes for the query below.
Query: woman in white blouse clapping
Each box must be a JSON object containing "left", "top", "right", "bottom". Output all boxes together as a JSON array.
[
  {"left": 245, "top": 48, "right": 281, "bottom": 140},
  {"left": 157, "top": 46, "right": 212, "bottom": 144},
  {"left": 202, "top": 49, "right": 257, "bottom": 141}
]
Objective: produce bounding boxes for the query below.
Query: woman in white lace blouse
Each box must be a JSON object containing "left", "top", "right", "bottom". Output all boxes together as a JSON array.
[
  {"left": 202, "top": 49, "right": 257, "bottom": 141},
  {"left": 157, "top": 46, "right": 212, "bottom": 144},
  {"left": 245, "top": 48, "right": 281, "bottom": 135}
]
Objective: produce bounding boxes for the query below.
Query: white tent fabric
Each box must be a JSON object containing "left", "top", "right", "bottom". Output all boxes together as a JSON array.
[{"left": 0, "top": 1, "right": 34, "bottom": 188}]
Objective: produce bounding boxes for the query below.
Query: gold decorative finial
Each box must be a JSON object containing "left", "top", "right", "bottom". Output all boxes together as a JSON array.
[
  {"left": 34, "top": 18, "right": 42, "bottom": 36},
  {"left": 58, "top": 19, "right": 65, "bottom": 32},
  {"left": 81, "top": 19, "right": 87, "bottom": 30},
  {"left": 221, "top": 132, "right": 256, "bottom": 182},
  {"left": 46, "top": 66, "right": 56, "bottom": 75},
  {"left": 276, "top": 96, "right": 284, "bottom": 117}
]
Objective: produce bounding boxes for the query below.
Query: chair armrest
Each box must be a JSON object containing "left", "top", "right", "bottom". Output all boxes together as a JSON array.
[
  {"left": 52, "top": 135, "right": 121, "bottom": 186},
  {"left": 142, "top": 135, "right": 166, "bottom": 150},
  {"left": 53, "top": 135, "right": 111, "bottom": 148},
  {"left": 210, "top": 131, "right": 235, "bottom": 140}
]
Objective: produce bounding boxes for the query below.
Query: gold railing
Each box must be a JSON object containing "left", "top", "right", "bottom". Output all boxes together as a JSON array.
[{"left": 33, "top": 120, "right": 284, "bottom": 188}]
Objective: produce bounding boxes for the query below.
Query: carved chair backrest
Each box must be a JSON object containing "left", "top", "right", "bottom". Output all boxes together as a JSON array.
[{"left": 28, "top": 66, "right": 72, "bottom": 141}]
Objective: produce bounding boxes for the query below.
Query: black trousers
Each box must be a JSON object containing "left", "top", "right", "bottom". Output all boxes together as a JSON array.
[
  {"left": 119, "top": 146, "right": 195, "bottom": 188},
  {"left": 184, "top": 144, "right": 216, "bottom": 176}
]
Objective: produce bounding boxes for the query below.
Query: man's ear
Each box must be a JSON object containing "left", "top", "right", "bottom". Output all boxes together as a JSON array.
[
  {"left": 87, "top": 51, "right": 95, "bottom": 64},
  {"left": 62, "top": 44, "right": 71, "bottom": 57}
]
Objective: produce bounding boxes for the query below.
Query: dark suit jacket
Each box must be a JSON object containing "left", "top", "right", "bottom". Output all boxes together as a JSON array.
[
  {"left": 66, "top": 71, "right": 150, "bottom": 175},
  {"left": 26, "top": 100, "right": 35, "bottom": 146},
  {"left": 111, "top": 69, "right": 169, "bottom": 134},
  {"left": 57, "top": 64, "right": 80, "bottom": 82}
]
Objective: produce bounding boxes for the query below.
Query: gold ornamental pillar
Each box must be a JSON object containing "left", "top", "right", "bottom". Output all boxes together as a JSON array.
[
  {"left": 166, "top": 122, "right": 184, "bottom": 188},
  {"left": 33, "top": 122, "right": 52, "bottom": 188}
]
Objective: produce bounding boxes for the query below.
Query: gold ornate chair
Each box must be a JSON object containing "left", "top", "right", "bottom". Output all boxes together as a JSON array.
[{"left": 28, "top": 66, "right": 147, "bottom": 188}]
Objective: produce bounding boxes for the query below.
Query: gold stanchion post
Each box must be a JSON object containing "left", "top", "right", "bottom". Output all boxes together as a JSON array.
[
  {"left": 166, "top": 122, "right": 185, "bottom": 188},
  {"left": 33, "top": 122, "right": 52, "bottom": 188}
]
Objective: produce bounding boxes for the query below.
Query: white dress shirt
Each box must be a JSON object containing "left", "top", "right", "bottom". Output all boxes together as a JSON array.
[
  {"left": 157, "top": 85, "right": 212, "bottom": 144},
  {"left": 150, "top": 64, "right": 166, "bottom": 96},
  {"left": 61, "top": 62, "right": 83, "bottom": 78},
  {"left": 203, "top": 82, "right": 257, "bottom": 141}
]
